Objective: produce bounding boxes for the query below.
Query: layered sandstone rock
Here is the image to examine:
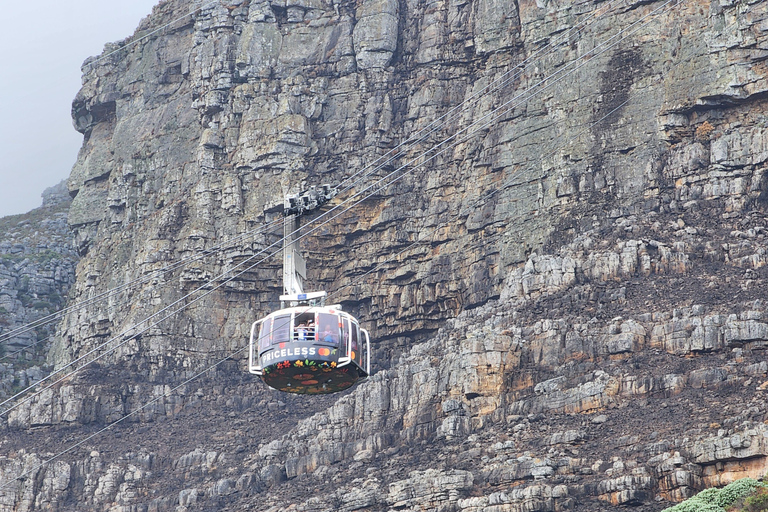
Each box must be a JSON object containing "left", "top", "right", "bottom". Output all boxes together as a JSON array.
[
  {"left": 1, "top": 0, "right": 768, "bottom": 510},
  {"left": 0, "top": 182, "right": 76, "bottom": 400}
]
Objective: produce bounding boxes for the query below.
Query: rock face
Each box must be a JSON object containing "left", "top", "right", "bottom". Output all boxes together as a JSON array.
[
  {"left": 0, "top": 181, "right": 77, "bottom": 400},
  {"left": 2, "top": 0, "right": 768, "bottom": 510}
]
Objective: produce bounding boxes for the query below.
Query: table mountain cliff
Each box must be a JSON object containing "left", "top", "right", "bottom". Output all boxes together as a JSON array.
[
  {"left": 0, "top": 183, "right": 77, "bottom": 405},
  {"left": 2, "top": 0, "right": 768, "bottom": 510}
]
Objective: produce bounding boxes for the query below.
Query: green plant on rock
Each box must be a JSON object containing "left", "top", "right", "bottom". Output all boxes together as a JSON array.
[
  {"left": 32, "top": 301, "right": 52, "bottom": 310},
  {"left": 664, "top": 500, "right": 724, "bottom": 512},
  {"left": 745, "top": 490, "right": 768, "bottom": 511},
  {"left": 696, "top": 488, "right": 721, "bottom": 504},
  {"left": 662, "top": 478, "right": 765, "bottom": 512},
  {"left": 31, "top": 249, "right": 60, "bottom": 264},
  {"left": 718, "top": 478, "right": 763, "bottom": 508}
]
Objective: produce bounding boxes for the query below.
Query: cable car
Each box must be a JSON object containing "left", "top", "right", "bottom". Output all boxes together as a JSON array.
[
  {"left": 248, "top": 292, "right": 370, "bottom": 394},
  {"left": 248, "top": 186, "right": 372, "bottom": 394}
]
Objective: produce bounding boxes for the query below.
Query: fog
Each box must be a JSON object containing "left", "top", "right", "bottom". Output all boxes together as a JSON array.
[{"left": 0, "top": 0, "right": 161, "bottom": 218}]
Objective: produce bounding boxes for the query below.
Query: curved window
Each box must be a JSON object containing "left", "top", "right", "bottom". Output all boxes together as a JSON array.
[
  {"left": 317, "top": 313, "right": 340, "bottom": 344},
  {"left": 271, "top": 314, "right": 291, "bottom": 344},
  {"left": 258, "top": 317, "right": 272, "bottom": 351},
  {"left": 293, "top": 312, "right": 316, "bottom": 341},
  {"left": 360, "top": 328, "right": 368, "bottom": 374},
  {"left": 341, "top": 317, "right": 350, "bottom": 355}
]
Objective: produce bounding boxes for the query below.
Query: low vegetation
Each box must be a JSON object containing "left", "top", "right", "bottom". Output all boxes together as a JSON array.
[{"left": 663, "top": 478, "right": 768, "bottom": 512}]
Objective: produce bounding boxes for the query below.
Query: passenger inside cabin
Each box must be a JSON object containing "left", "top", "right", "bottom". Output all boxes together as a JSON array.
[
  {"left": 322, "top": 324, "right": 338, "bottom": 344},
  {"left": 296, "top": 322, "right": 308, "bottom": 341},
  {"left": 306, "top": 319, "right": 316, "bottom": 338}
]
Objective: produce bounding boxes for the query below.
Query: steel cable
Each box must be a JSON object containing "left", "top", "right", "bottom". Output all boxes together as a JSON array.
[
  {"left": 0, "top": 0, "right": 678, "bottom": 490},
  {"left": 0, "top": 0, "right": 622, "bottom": 352},
  {"left": 0, "top": 91, "right": 640, "bottom": 492},
  {"left": 1, "top": 0, "right": 676, "bottom": 417}
]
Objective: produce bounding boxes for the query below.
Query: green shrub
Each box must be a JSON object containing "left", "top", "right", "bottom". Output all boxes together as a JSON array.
[
  {"left": 663, "top": 499, "right": 724, "bottom": 512},
  {"left": 745, "top": 490, "right": 768, "bottom": 511},
  {"left": 717, "top": 478, "right": 763, "bottom": 508},
  {"left": 662, "top": 478, "right": 766, "bottom": 512},
  {"left": 696, "top": 488, "right": 721, "bottom": 504}
]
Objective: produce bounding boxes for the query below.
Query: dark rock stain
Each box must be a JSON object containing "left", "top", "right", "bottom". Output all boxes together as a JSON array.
[{"left": 589, "top": 47, "right": 650, "bottom": 176}]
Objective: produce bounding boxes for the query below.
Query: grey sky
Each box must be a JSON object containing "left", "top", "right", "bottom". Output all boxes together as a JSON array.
[{"left": 0, "top": 0, "right": 160, "bottom": 218}]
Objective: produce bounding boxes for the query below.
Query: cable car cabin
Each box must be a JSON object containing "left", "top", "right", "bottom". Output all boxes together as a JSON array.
[{"left": 249, "top": 305, "right": 371, "bottom": 394}]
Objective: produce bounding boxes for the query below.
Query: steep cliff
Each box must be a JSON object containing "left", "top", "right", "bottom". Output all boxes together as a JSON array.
[
  {"left": 2, "top": 0, "right": 768, "bottom": 509},
  {"left": 0, "top": 182, "right": 77, "bottom": 401}
]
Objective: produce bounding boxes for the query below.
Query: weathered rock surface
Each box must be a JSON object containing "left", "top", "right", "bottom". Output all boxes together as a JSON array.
[
  {"left": 0, "top": 181, "right": 77, "bottom": 400},
  {"left": 1, "top": 0, "right": 768, "bottom": 510}
]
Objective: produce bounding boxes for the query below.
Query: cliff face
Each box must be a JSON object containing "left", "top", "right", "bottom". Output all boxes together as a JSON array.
[
  {"left": 2, "top": 0, "right": 768, "bottom": 509},
  {"left": 0, "top": 183, "right": 77, "bottom": 401}
]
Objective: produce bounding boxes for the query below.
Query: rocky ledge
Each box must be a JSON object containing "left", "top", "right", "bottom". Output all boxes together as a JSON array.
[{"left": 0, "top": 181, "right": 77, "bottom": 399}]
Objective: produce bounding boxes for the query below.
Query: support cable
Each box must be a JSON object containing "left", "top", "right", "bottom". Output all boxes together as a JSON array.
[
  {"left": 0, "top": 93, "right": 635, "bottom": 492},
  {"left": 0, "top": 0, "right": 625, "bottom": 352},
  {"left": 0, "top": 216, "right": 285, "bottom": 349},
  {"left": 0, "top": 0, "right": 676, "bottom": 417}
]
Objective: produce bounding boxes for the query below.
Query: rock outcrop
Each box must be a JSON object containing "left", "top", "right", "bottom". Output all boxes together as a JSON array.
[
  {"left": 1, "top": 0, "right": 768, "bottom": 510},
  {"left": 0, "top": 181, "right": 77, "bottom": 400}
]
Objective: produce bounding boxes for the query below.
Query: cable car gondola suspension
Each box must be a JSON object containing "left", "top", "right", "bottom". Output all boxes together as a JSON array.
[{"left": 249, "top": 186, "right": 370, "bottom": 394}]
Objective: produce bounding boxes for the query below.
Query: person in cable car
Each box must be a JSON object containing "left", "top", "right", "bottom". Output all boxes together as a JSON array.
[
  {"left": 322, "top": 324, "right": 337, "bottom": 343},
  {"left": 296, "top": 322, "right": 308, "bottom": 341},
  {"left": 306, "top": 319, "right": 316, "bottom": 339}
]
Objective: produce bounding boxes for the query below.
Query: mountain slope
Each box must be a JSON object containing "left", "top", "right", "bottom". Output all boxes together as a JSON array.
[
  {"left": 0, "top": 182, "right": 76, "bottom": 401},
  {"left": 1, "top": 0, "right": 768, "bottom": 510}
]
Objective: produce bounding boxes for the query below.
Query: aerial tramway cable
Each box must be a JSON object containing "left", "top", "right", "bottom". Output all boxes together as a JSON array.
[
  {"left": 337, "top": 96, "right": 636, "bottom": 298},
  {"left": 0, "top": 0, "right": 682, "bottom": 490},
  {"left": 0, "top": 90, "right": 642, "bottom": 493},
  {"left": 0, "top": 0, "right": 676, "bottom": 417},
  {"left": 2, "top": 0, "right": 677, "bottom": 486},
  {"left": 0, "top": 346, "right": 249, "bottom": 493},
  {"left": 1, "top": 1, "right": 682, "bottom": 497},
  {"left": 0, "top": 0, "right": 621, "bottom": 353},
  {"left": 0, "top": 217, "right": 285, "bottom": 347}
]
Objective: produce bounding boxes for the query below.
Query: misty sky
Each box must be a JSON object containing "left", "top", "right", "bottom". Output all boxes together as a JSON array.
[{"left": 0, "top": 0, "right": 161, "bottom": 218}]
